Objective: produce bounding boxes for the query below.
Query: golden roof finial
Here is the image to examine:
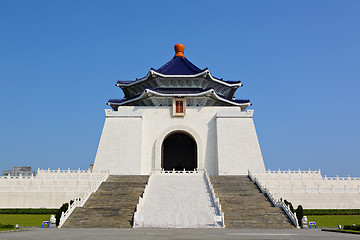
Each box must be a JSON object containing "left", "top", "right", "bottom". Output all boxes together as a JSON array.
[{"left": 174, "top": 43, "right": 185, "bottom": 57}]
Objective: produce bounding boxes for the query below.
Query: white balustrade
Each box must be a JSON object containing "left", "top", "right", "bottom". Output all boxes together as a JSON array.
[
  {"left": 203, "top": 170, "right": 225, "bottom": 228},
  {"left": 253, "top": 169, "right": 360, "bottom": 194},
  {"left": 58, "top": 171, "right": 109, "bottom": 227},
  {"left": 0, "top": 169, "right": 109, "bottom": 193},
  {"left": 248, "top": 171, "right": 299, "bottom": 228}
]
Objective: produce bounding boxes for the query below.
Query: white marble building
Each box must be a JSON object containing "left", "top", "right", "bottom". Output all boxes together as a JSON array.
[
  {"left": 93, "top": 44, "right": 265, "bottom": 176},
  {"left": 1, "top": 44, "right": 359, "bottom": 210}
]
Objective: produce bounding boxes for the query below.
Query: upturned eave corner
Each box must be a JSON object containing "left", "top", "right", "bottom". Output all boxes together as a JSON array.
[{"left": 115, "top": 69, "right": 242, "bottom": 89}]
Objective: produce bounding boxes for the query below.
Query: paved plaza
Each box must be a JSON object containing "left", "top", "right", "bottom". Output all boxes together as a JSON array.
[{"left": 1, "top": 228, "right": 358, "bottom": 240}]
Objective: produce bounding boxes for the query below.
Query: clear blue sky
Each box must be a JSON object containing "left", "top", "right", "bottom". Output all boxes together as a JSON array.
[{"left": 0, "top": 1, "right": 359, "bottom": 176}]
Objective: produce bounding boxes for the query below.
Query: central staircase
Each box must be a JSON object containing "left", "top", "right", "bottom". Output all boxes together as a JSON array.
[
  {"left": 62, "top": 175, "right": 148, "bottom": 228},
  {"left": 133, "top": 171, "right": 223, "bottom": 228},
  {"left": 210, "top": 175, "right": 294, "bottom": 228}
]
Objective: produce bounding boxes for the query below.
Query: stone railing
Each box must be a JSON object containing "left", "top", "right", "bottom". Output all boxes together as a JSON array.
[
  {"left": 37, "top": 168, "right": 110, "bottom": 177},
  {"left": 248, "top": 171, "right": 299, "bottom": 228},
  {"left": 265, "top": 169, "right": 321, "bottom": 175},
  {"left": 0, "top": 175, "right": 35, "bottom": 179},
  {"left": 260, "top": 169, "right": 360, "bottom": 182},
  {"left": 203, "top": 170, "right": 225, "bottom": 228},
  {"left": 37, "top": 168, "right": 93, "bottom": 174},
  {"left": 158, "top": 168, "right": 202, "bottom": 174},
  {"left": 133, "top": 171, "right": 154, "bottom": 228},
  {"left": 266, "top": 185, "right": 360, "bottom": 194},
  {"left": 58, "top": 171, "right": 109, "bottom": 228},
  {"left": 0, "top": 169, "right": 109, "bottom": 193},
  {"left": 323, "top": 175, "right": 360, "bottom": 181},
  {"left": 0, "top": 169, "right": 109, "bottom": 180},
  {"left": 253, "top": 169, "right": 360, "bottom": 194}
]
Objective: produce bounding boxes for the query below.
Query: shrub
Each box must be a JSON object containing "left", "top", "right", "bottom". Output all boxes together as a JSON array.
[
  {"left": 0, "top": 223, "right": 15, "bottom": 229},
  {"left": 296, "top": 205, "right": 304, "bottom": 227},
  {"left": 55, "top": 203, "right": 69, "bottom": 227},
  {"left": 302, "top": 209, "right": 360, "bottom": 215},
  {"left": 343, "top": 224, "right": 360, "bottom": 231},
  {"left": 0, "top": 209, "right": 58, "bottom": 215}
]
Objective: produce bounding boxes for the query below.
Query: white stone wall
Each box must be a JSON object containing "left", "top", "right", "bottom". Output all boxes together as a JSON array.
[
  {"left": 0, "top": 169, "right": 108, "bottom": 208},
  {"left": 94, "top": 110, "right": 142, "bottom": 175},
  {"left": 253, "top": 170, "right": 360, "bottom": 209},
  {"left": 93, "top": 106, "right": 266, "bottom": 175},
  {"left": 216, "top": 110, "right": 265, "bottom": 175}
]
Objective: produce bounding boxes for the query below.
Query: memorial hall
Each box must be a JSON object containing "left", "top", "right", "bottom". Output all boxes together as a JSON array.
[
  {"left": 93, "top": 43, "right": 265, "bottom": 176},
  {"left": 1, "top": 44, "right": 359, "bottom": 229}
]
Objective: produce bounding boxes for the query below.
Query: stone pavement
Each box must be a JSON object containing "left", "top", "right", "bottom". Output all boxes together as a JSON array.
[{"left": 1, "top": 228, "right": 359, "bottom": 240}]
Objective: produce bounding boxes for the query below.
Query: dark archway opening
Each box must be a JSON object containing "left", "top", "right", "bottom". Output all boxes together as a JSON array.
[{"left": 162, "top": 132, "right": 197, "bottom": 171}]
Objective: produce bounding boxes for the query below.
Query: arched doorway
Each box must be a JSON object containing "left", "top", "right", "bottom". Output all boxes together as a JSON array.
[{"left": 162, "top": 132, "right": 197, "bottom": 170}]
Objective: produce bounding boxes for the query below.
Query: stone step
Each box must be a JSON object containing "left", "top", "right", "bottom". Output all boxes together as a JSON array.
[
  {"left": 62, "top": 175, "right": 149, "bottom": 228},
  {"left": 210, "top": 175, "right": 294, "bottom": 229},
  {"left": 134, "top": 173, "right": 221, "bottom": 228}
]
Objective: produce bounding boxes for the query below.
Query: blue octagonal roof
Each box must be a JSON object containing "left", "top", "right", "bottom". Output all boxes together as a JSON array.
[{"left": 152, "top": 56, "right": 206, "bottom": 75}]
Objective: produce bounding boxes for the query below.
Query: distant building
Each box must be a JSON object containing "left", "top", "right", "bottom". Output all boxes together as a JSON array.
[{"left": 2, "top": 166, "right": 35, "bottom": 177}]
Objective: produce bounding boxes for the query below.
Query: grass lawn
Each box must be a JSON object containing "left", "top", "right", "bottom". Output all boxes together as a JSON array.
[
  {"left": 307, "top": 215, "right": 360, "bottom": 228},
  {"left": 0, "top": 214, "right": 53, "bottom": 227}
]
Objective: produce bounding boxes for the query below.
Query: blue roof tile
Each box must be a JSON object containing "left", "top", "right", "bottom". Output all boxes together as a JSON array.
[{"left": 153, "top": 56, "right": 205, "bottom": 75}]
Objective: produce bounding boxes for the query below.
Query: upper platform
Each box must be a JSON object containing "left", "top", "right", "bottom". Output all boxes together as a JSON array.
[{"left": 109, "top": 44, "right": 250, "bottom": 110}]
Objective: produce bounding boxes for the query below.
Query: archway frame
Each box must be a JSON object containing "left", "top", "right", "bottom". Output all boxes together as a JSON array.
[{"left": 154, "top": 125, "right": 203, "bottom": 170}]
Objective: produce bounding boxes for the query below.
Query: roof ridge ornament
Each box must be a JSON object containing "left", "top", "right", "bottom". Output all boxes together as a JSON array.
[{"left": 174, "top": 43, "right": 185, "bottom": 57}]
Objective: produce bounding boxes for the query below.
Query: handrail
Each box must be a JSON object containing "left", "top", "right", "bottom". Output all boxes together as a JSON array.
[
  {"left": 133, "top": 171, "right": 154, "bottom": 228},
  {"left": 58, "top": 171, "right": 109, "bottom": 228},
  {"left": 248, "top": 171, "right": 299, "bottom": 228},
  {"left": 203, "top": 170, "right": 225, "bottom": 228}
]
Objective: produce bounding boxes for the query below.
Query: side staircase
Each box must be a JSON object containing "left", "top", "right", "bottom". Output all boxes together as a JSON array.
[
  {"left": 210, "top": 175, "right": 294, "bottom": 229},
  {"left": 62, "top": 175, "right": 148, "bottom": 228}
]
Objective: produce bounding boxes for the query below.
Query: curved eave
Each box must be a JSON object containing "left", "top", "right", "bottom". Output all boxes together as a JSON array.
[
  {"left": 108, "top": 89, "right": 250, "bottom": 107},
  {"left": 116, "top": 70, "right": 243, "bottom": 88}
]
